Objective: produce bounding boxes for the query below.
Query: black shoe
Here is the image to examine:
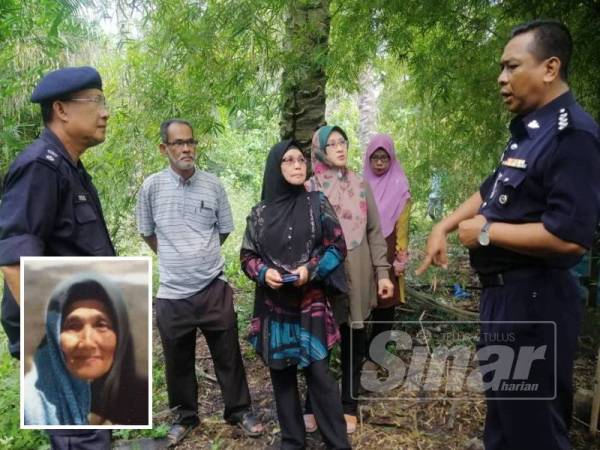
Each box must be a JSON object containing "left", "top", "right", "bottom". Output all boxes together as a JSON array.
[{"left": 166, "top": 423, "right": 196, "bottom": 448}]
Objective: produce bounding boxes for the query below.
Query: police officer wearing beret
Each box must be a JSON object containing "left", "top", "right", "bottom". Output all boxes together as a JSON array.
[
  {"left": 417, "top": 21, "right": 600, "bottom": 449},
  {"left": 0, "top": 66, "right": 114, "bottom": 448}
]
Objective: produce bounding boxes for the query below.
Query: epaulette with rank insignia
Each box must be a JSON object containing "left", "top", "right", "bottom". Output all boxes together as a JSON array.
[
  {"left": 35, "top": 148, "right": 63, "bottom": 171},
  {"left": 557, "top": 108, "right": 571, "bottom": 134}
]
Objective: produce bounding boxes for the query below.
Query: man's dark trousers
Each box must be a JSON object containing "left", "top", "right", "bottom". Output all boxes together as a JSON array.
[
  {"left": 155, "top": 278, "right": 251, "bottom": 426},
  {"left": 479, "top": 269, "right": 582, "bottom": 450}
]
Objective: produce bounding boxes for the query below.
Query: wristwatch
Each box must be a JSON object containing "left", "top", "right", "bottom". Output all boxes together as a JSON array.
[{"left": 478, "top": 221, "right": 491, "bottom": 246}]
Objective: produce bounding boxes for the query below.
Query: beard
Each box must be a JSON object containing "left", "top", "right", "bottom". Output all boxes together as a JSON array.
[
  {"left": 175, "top": 160, "right": 194, "bottom": 171},
  {"left": 168, "top": 155, "right": 195, "bottom": 171}
]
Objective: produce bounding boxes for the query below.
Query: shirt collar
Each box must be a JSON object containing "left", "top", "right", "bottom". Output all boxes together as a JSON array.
[
  {"left": 509, "top": 90, "right": 576, "bottom": 139},
  {"left": 167, "top": 166, "right": 198, "bottom": 186},
  {"left": 40, "top": 128, "right": 80, "bottom": 169}
]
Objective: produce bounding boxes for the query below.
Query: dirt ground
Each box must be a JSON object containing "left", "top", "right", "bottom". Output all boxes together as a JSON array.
[
  {"left": 12, "top": 260, "right": 595, "bottom": 449},
  {"left": 142, "top": 298, "right": 600, "bottom": 450},
  {"left": 117, "top": 244, "right": 600, "bottom": 449},
  {"left": 150, "top": 332, "right": 486, "bottom": 450}
]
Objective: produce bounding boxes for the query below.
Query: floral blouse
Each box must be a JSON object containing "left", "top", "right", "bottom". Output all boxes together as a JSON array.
[{"left": 240, "top": 192, "right": 347, "bottom": 369}]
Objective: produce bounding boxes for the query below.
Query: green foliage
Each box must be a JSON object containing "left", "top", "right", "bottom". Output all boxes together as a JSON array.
[
  {"left": 126, "top": 0, "right": 286, "bottom": 130},
  {"left": 112, "top": 423, "right": 169, "bottom": 441},
  {"left": 326, "top": 0, "right": 380, "bottom": 91},
  {"left": 2, "top": 1, "right": 600, "bottom": 445},
  {"left": 0, "top": 330, "right": 48, "bottom": 449},
  {"left": 0, "top": 0, "right": 93, "bottom": 175},
  {"left": 374, "top": 2, "right": 507, "bottom": 211},
  {"left": 328, "top": 0, "right": 600, "bottom": 214}
]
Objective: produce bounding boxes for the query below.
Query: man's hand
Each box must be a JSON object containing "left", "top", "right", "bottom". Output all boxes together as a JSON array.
[
  {"left": 458, "top": 214, "right": 487, "bottom": 249},
  {"left": 291, "top": 266, "right": 309, "bottom": 287},
  {"left": 416, "top": 225, "right": 449, "bottom": 275},
  {"left": 378, "top": 278, "right": 394, "bottom": 299},
  {"left": 265, "top": 268, "right": 283, "bottom": 290}
]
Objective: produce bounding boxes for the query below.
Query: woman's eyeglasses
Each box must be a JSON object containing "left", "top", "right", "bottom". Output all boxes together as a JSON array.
[
  {"left": 281, "top": 157, "right": 307, "bottom": 166},
  {"left": 370, "top": 154, "right": 390, "bottom": 162},
  {"left": 325, "top": 139, "right": 347, "bottom": 149}
]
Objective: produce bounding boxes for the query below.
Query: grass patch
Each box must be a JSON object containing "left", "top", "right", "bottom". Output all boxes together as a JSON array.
[{"left": 0, "top": 330, "right": 48, "bottom": 449}]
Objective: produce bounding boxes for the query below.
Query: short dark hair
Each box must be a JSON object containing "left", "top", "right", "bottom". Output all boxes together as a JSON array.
[
  {"left": 41, "top": 102, "right": 54, "bottom": 125},
  {"left": 511, "top": 20, "right": 572, "bottom": 81},
  {"left": 40, "top": 96, "right": 75, "bottom": 125},
  {"left": 160, "top": 119, "right": 193, "bottom": 143}
]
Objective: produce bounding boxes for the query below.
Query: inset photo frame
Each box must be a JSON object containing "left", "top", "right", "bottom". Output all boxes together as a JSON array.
[{"left": 20, "top": 256, "right": 152, "bottom": 430}]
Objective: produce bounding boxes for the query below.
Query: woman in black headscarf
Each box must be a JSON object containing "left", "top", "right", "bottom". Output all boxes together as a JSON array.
[
  {"left": 24, "top": 273, "right": 148, "bottom": 426},
  {"left": 241, "top": 140, "right": 351, "bottom": 449}
]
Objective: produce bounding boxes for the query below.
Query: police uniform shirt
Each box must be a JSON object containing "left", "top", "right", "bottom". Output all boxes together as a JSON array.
[
  {"left": 471, "top": 91, "right": 600, "bottom": 275},
  {"left": 0, "top": 128, "right": 115, "bottom": 355},
  {"left": 0, "top": 128, "right": 115, "bottom": 261}
]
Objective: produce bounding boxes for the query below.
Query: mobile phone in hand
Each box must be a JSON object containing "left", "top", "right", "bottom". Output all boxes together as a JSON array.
[{"left": 281, "top": 273, "right": 300, "bottom": 284}]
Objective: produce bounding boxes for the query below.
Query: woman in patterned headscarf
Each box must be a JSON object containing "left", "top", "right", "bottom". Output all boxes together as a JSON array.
[
  {"left": 305, "top": 126, "right": 394, "bottom": 434},
  {"left": 241, "top": 139, "right": 350, "bottom": 449}
]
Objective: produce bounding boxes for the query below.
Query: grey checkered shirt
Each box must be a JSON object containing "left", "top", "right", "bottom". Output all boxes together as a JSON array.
[{"left": 136, "top": 167, "right": 234, "bottom": 299}]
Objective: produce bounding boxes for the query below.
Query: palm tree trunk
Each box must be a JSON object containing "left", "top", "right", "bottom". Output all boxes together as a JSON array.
[{"left": 279, "top": 0, "right": 330, "bottom": 156}]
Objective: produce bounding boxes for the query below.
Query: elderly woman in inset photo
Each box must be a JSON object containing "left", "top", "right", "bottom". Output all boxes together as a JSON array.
[{"left": 24, "top": 273, "right": 148, "bottom": 426}]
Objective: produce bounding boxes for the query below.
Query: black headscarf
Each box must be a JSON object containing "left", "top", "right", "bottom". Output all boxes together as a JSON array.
[{"left": 259, "top": 139, "right": 315, "bottom": 269}]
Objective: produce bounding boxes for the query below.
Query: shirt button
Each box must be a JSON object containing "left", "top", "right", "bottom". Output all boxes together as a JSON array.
[
  {"left": 499, "top": 194, "right": 508, "bottom": 204},
  {"left": 510, "top": 143, "right": 518, "bottom": 150},
  {"left": 482, "top": 202, "right": 487, "bottom": 207}
]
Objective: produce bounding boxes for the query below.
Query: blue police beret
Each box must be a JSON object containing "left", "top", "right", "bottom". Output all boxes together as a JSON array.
[{"left": 30, "top": 66, "right": 103, "bottom": 104}]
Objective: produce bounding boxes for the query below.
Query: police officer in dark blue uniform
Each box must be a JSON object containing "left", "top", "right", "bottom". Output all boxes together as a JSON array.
[
  {"left": 0, "top": 66, "right": 115, "bottom": 449},
  {"left": 417, "top": 21, "right": 600, "bottom": 450}
]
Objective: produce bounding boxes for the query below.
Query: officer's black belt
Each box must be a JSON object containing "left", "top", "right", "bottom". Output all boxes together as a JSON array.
[{"left": 477, "top": 267, "right": 563, "bottom": 288}]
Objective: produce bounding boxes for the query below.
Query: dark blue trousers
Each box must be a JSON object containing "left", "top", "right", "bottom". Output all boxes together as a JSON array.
[
  {"left": 479, "top": 269, "right": 582, "bottom": 450},
  {"left": 48, "top": 430, "right": 111, "bottom": 450},
  {"left": 1, "top": 287, "right": 20, "bottom": 358}
]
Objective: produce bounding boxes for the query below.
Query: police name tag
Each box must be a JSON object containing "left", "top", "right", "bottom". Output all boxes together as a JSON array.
[
  {"left": 74, "top": 193, "right": 89, "bottom": 203},
  {"left": 502, "top": 158, "right": 527, "bottom": 169}
]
